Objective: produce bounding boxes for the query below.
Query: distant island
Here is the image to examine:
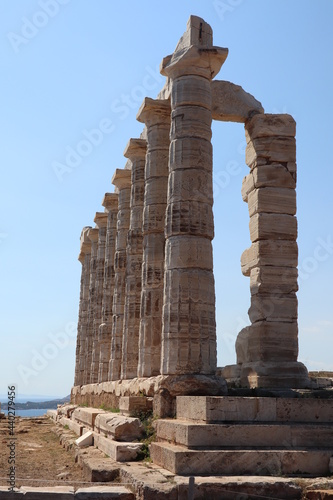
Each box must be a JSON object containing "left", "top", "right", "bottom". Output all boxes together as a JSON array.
[{"left": 1, "top": 395, "right": 70, "bottom": 411}]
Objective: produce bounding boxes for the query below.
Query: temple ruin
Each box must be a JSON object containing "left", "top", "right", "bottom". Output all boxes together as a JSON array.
[{"left": 68, "top": 16, "right": 333, "bottom": 479}]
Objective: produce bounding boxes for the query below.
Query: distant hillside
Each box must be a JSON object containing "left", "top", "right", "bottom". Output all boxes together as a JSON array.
[{"left": 1, "top": 395, "right": 70, "bottom": 411}]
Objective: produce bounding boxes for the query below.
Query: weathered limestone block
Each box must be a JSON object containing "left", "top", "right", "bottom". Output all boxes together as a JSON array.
[
  {"left": 249, "top": 294, "right": 298, "bottom": 323},
  {"left": 109, "top": 169, "right": 131, "bottom": 381},
  {"left": 241, "top": 240, "right": 298, "bottom": 276},
  {"left": 211, "top": 80, "right": 264, "bottom": 122},
  {"left": 94, "top": 434, "right": 143, "bottom": 462},
  {"left": 137, "top": 97, "right": 170, "bottom": 378},
  {"left": 250, "top": 266, "right": 298, "bottom": 295},
  {"left": 90, "top": 212, "right": 108, "bottom": 384},
  {"left": 160, "top": 16, "right": 228, "bottom": 376},
  {"left": 98, "top": 193, "right": 119, "bottom": 383},
  {"left": 241, "top": 165, "right": 296, "bottom": 202},
  {"left": 121, "top": 139, "right": 147, "bottom": 380},
  {"left": 246, "top": 136, "right": 296, "bottom": 166},
  {"left": 72, "top": 407, "right": 105, "bottom": 429},
  {"left": 249, "top": 213, "right": 297, "bottom": 242},
  {"left": 75, "top": 227, "right": 91, "bottom": 387},
  {"left": 236, "top": 321, "right": 298, "bottom": 364},
  {"left": 119, "top": 396, "right": 153, "bottom": 416},
  {"left": 245, "top": 113, "right": 296, "bottom": 140},
  {"left": 247, "top": 187, "right": 296, "bottom": 217},
  {"left": 94, "top": 413, "right": 143, "bottom": 442},
  {"left": 82, "top": 227, "right": 99, "bottom": 386}
]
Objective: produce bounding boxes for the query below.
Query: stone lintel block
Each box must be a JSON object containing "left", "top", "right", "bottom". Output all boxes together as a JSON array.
[
  {"left": 248, "top": 187, "right": 296, "bottom": 217},
  {"left": 75, "top": 430, "right": 93, "bottom": 448},
  {"left": 87, "top": 227, "right": 99, "bottom": 243},
  {"left": 169, "top": 137, "right": 212, "bottom": 172},
  {"left": 102, "top": 192, "right": 118, "bottom": 211},
  {"left": 249, "top": 213, "right": 297, "bottom": 242},
  {"left": 236, "top": 322, "right": 298, "bottom": 364},
  {"left": 249, "top": 293, "right": 297, "bottom": 323},
  {"left": 212, "top": 80, "right": 264, "bottom": 123},
  {"left": 241, "top": 240, "right": 298, "bottom": 276},
  {"left": 246, "top": 136, "right": 296, "bottom": 166},
  {"left": 94, "top": 434, "right": 142, "bottom": 462},
  {"left": 165, "top": 235, "right": 213, "bottom": 271},
  {"left": 111, "top": 168, "right": 132, "bottom": 190},
  {"left": 94, "top": 413, "right": 143, "bottom": 441},
  {"left": 136, "top": 97, "right": 171, "bottom": 126},
  {"left": 161, "top": 44, "right": 228, "bottom": 80},
  {"left": 94, "top": 212, "right": 108, "bottom": 228},
  {"left": 241, "top": 165, "right": 296, "bottom": 202},
  {"left": 119, "top": 396, "right": 153, "bottom": 416},
  {"left": 246, "top": 113, "right": 296, "bottom": 141},
  {"left": 250, "top": 266, "right": 298, "bottom": 295},
  {"left": 72, "top": 407, "right": 105, "bottom": 428},
  {"left": 123, "top": 138, "right": 147, "bottom": 160}
]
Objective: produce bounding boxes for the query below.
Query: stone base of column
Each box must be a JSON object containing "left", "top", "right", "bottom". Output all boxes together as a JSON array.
[{"left": 221, "top": 361, "right": 311, "bottom": 389}]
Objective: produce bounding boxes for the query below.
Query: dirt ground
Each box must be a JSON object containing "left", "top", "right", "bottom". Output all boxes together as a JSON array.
[{"left": 0, "top": 415, "right": 86, "bottom": 489}]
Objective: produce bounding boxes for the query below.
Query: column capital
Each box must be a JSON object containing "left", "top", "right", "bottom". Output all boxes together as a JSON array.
[
  {"left": 111, "top": 168, "right": 132, "bottom": 190},
  {"left": 102, "top": 192, "right": 118, "bottom": 211},
  {"left": 87, "top": 227, "right": 99, "bottom": 243},
  {"left": 94, "top": 212, "right": 108, "bottom": 228},
  {"left": 137, "top": 98, "right": 171, "bottom": 126},
  {"left": 123, "top": 138, "right": 147, "bottom": 161},
  {"left": 78, "top": 226, "right": 92, "bottom": 262},
  {"left": 160, "top": 17, "right": 228, "bottom": 80}
]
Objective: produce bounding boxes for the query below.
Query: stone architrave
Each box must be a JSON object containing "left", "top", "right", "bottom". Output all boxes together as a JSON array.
[
  {"left": 82, "top": 227, "right": 99, "bottom": 386},
  {"left": 109, "top": 169, "right": 132, "bottom": 381},
  {"left": 160, "top": 16, "right": 228, "bottom": 375},
  {"left": 90, "top": 212, "right": 108, "bottom": 384},
  {"left": 98, "top": 193, "right": 119, "bottom": 383},
  {"left": 74, "top": 227, "right": 91, "bottom": 387},
  {"left": 121, "top": 139, "right": 147, "bottom": 380},
  {"left": 232, "top": 113, "right": 309, "bottom": 388},
  {"left": 136, "top": 98, "right": 171, "bottom": 377}
]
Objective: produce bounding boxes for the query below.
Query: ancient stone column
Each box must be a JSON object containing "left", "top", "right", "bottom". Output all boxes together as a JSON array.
[
  {"left": 121, "top": 138, "right": 147, "bottom": 380},
  {"left": 136, "top": 98, "right": 171, "bottom": 377},
  {"left": 74, "top": 227, "right": 91, "bottom": 387},
  {"left": 90, "top": 212, "right": 108, "bottom": 384},
  {"left": 160, "top": 16, "right": 228, "bottom": 375},
  {"left": 82, "top": 227, "right": 99, "bottom": 386},
  {"left": 98, "top": 193, "right": 119, "bottom": 383},
  {"left": 109, "top": 169, "right": 132, "bottom": 381},
  {"left": 236, "top": 113, "right": 309, "bottom": 388}
]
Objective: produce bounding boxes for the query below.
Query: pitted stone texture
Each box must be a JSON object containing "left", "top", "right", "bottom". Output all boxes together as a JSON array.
[
  {"left": 94, "top": 434, "right": 143, "bottom": 462},
  {"left": 249, "top": 213, "right": 297, "bottom": 242},
  {"left": 241, "top": 240, "right": 298, "bottom": 276},
  {"left": 211, "top": 80, "right": 264, "bottom": 122},
  {"left": 121, "top": 139, "right": 146, "bottom": 380},
  {"left": 109, "top": 169, "right": 131, "bottom": 381},
  {"left": 94, "top": 413, "right": 143, "bottom": 442}
]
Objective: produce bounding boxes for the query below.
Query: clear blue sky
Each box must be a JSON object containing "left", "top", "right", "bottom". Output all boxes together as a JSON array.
[{"left": 0, "top": 0, "right": 332, "bottom": 399}]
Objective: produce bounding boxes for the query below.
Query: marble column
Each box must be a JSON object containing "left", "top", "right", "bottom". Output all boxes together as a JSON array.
[
  {"left": 121, "top": 138, "right": 147, "bottom": 380},
  {"left": 82, "top": 227, "right": 99, "bottom": 385},
  {"left": 160, "top": 16, "right": 228, "bottom": 375},
  {"left": 90, "top": 212, "right": 108, "bottom": 384},
  {"left": 136, "top": 98, "right": 171, "bottom": 377},
  {"left": 98, "top": 193, "right": 119, "bottom": 383},
  {"left": 235, "top": 113, "right": 309, "bottom": 388},
  {"left": 74, "top": 227, "right": 91, "bottom": 387},
  {"left": 109, "top": 169, "right": 132, "bottom": 381}
]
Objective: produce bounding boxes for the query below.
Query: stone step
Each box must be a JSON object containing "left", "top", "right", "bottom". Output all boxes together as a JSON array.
[
  {"left": 0, "top": 486, "right": 135, "bottom": 499},
  {"left": 94, "top": 433, "right": 143, "bottom": 462},
  {"left": 177, "top": 396, "right": 333, "bottom": 423},
  {"left": 150, "top": 442, "right": 333, "bottom": 476},
  {"left": 156, "top": 419, "right": 333, "bottom": 449}
]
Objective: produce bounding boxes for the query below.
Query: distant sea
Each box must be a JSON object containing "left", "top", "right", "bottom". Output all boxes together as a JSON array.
[{"left": 2, "top": 409, "right": 49, "bottom": 418}]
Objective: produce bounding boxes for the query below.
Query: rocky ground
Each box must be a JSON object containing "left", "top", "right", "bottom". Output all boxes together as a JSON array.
[{"left": 0, "top": 415, "right": 86, "bottom": 489}]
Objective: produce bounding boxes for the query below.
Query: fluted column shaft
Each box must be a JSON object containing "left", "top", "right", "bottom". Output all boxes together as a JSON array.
[
  {"left": 121, "top": 139, "right": 147, "bottom": 380},
  {"left": 160, "top": 17, "right": 228, "bottom": 375},
  {"left": 82, "top": 227, "right": 99, "bottom": 385},
  {"left": 109, "top": 169, "right": 132, "bottom": 380},
  {"left": 137, "top": 98, "right": 171, "bottom": 377},
  {"left": 98, "top": 193, "right": 119, "bottom": 383},
  {"left": 90, "top": 212, "right": 108, "bottom": 384}
]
